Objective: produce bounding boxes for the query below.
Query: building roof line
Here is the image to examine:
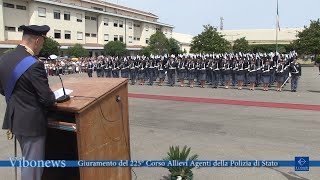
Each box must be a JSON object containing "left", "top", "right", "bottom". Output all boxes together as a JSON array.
[
  {"left": 34, "top": 0, "right": 174, "bottom": 28},
  {"left": 218, "top": 28, "right": 303, "bottom": 32},
  {"left": 80, "top": 0, "right": 158, "bottom": 18}
]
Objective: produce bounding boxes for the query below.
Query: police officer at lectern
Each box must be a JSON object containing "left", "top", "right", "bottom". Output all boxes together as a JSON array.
[{"left": 0, "top": 25, "right": 56, "bottom": 180}]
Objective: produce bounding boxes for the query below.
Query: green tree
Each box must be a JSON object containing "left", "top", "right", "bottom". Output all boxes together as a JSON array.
[
  {"left": 291, "top": 19, "right": 320, "bottom": 59},
  {"left": 104, "top": 41, "right": 127, "bottom": 56},
  {"left": 148, "top": 31, "right": 169, "bottom": 55},
  {"left": 140, "top": 46, "right": 152, "bottom": 57},
  {"left": 233, "top": 37, "right": 250, "bottom": 53},
  {"left": 68, "top": 44, "right": 89, "bottom": 57},
  {"left": 183, "top": 48, "right": 187, "bottom": 54},
  {"left": 250, "top": 44, "right": 291, "bottom": 53},
  {"left": 168, "top": 38, "right": 182, "bottom": 55},
  {"left": 190, "top": 24, "right": 231, "bottom": 53},
  {"left": 316, "top": 56, "right": 320, "bottom": 64},
  {"left": 39, "top": 37, "right": 60, "bottom": 57}
]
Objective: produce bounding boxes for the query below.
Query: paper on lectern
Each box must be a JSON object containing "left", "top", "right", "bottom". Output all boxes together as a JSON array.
[{"left": 54, "top": 88, "right": 73, "bottom": 99}]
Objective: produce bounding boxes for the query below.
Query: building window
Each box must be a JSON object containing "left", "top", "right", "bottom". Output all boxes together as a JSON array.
[
  {"left": 114, "top": 35, "right": 118, "bottom": 41},
  {"left": 119, "top": 35, "right": 123, "bottom": 42},
  {"left": 77, "top": 32, "right": 83, "bottom": 40},
  {"left": 16, "top": 5, "right": 26, "bottom": 10},
  {"left": 76, "top": 14, "right": 82, "bottom": 22},
  {"left": 137, "top": 37, "right": 140, "bottom": 41},
  {"left": 156, "top": 27, "right": 160, "bottom": 31},
  {"left": 3, "top": 3, "right": 14, "bottom": 8},
  {"left": 85, "top": 33, "right": 90, "bottom": 37},
  {"left": 91, "top": 17, "right": 97, "bottom": 21},
  {"left": 5, "top": 26, "right": 15, "bottom": 31},
  {"left": 18, "top": 27, "right": 23, "bottom": 32},
  {"left": 128, "top": 22, "right": 132, "bottom": 29},
  {"left": 165, "top": 29, "right": 167, "bottom": 34},
  {"left": 104, "top": 34, "right": 109, "bottom": 42},
  {"left": 38, "top": 7, "right": 46, "bottom": 17},
  {"left": 54, "top": 30, "right": 61, "bottom": 39},
  {"left": 53, "top": 10, "right": 60, "bottom": 19},
  {"left": 114, "top": 20, "right": 118, "bottom": 27},
  {"left": 134, "top": 24, "right": 140, "bottom": 28},
  {"left": 93, "top": 6, "right": 103, "bottom": 11},
  {"left": 65, "top": 31, "right": 71, "bottom": 39},
  {"left": 146, "top": 38, "right": 149, "bottom": 44},
  {"left": 145, "top": 25, "right": 149, "bottom": 31},
  {"left": 128, "top": 36, "right": 132, "bottom": 43},
  {"left": 91, "top": 33, "right": 97, "bottom": 37},
  {"left": 64, "top": 12, "right": 70, "bottom": 21},
  {"left": 104, "top": 18, "right": 109, "bottom": 26},
  {"left": 134, "top": 37, "right": 136, "bottom": 40},
  {"left": 119, "top": 21, "right": 123, "bottom": 28},
  {"left": 85, "top": 16, "right": 90, "bottom": 20}
]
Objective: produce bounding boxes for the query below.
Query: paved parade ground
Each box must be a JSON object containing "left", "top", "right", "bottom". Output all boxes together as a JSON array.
[{"left": 1, "top": 66, "right": 320, "bottom": 180}]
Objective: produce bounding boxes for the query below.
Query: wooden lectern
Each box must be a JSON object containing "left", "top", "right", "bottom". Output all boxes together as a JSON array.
[{"left": 42, "top": 77, "right": 132, "bottom": 180}]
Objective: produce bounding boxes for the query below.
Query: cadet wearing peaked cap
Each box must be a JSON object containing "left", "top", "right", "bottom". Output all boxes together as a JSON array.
[
  {"left": 0, "top": 25, "right": 56, "bottom": 180},
  {"left": 261, "top": 59, "right": 271, "bottom": 91},
  {"left": 248, "top": 59, "right": 257, "bottom": 90},
  {"left": 87, "top": 60, "right": 94, "bottom": 77},
  {"left": 290, "top": 57, "right": 301, "bottom": 92}
]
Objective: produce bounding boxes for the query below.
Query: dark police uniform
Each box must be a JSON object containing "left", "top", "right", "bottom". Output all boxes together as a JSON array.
[
  {"left": 261, "top": 63, "right": 271, "bottom": 85},
  {"left": 147, "top": 60, "right": 155, "bottom": 85},
  {"left": 167, "top": 59, "right": 177, "bottom": 86},
  {"left": 138, "top": 60, "right": 147, "bottom": 85},
  {"left": 231, "top": 60, "right": 237, "bottom": 86},
  {"left": 276, "top": 63, "right": 285, "bottom": 83},
  {"left": 0, "top": 25, "right": 56, "bottom": 180},
  {"left": 0, "top": 44, "right": 55, "bottom": 135},
  {"left": 157, "top": 60, "right": 166, "bottom": 86},
  {"left": 96, "top": 60, "right": 102, "bottom": 77},
  {"left": 104, "top": 60, "right": 112, "bottom": 78},
  {"left": 121, "top": 60, "right": 130, "bottom": 79},
  {"left": 112, "top": 60, "right": 120, "bottom": 78},
  {"left": 129, "top": 60, "right": 137, "bottom": 85},
  {"left": 212, "top": 60, "right": 220, "bottom": 88},
  {"left": 236, "top": 62, "right": 245, "bottom": 82},
  {"left": 87, "top": 62, "right": 93, "bottom": 77},
  {"left": 248, "top": 63, "right": 257, "bottom": 84},
  {"left": 290, "top": 61, "right": 301, "bottom": 92}
]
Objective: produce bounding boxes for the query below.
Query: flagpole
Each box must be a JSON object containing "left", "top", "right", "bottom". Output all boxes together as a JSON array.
[{"left": 276, "top": 0, "right": 279, "bottom": 53}]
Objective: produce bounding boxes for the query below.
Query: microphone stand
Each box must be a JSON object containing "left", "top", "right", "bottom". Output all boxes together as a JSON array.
[{"left": 56, "top": 74, "right": 70, "bottom": 103}]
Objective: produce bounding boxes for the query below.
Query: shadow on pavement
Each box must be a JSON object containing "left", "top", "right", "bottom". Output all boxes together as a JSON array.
[
  {"left": 269, "top": 167, "right": 309, "bottom": 180},
  {"left": 307, "top": 90, "right": 320, "bottom": 93}
]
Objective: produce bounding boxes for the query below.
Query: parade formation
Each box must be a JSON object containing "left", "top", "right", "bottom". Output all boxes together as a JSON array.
[{"left": 45, "top": 51, "right": 302, "bottom": 92}]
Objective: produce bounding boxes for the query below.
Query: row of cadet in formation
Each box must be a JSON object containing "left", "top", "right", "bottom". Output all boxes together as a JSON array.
[{"left": 85, "top": 52, "right": 302, "bottom": 92}]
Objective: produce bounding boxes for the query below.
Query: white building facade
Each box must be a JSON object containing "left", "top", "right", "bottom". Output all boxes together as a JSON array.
[
  {"left": 219, "top": 28, "right": 303, "bottom": 45},
  {"left": 172, "top": 28, "right": 303, "bottom": 54},
  {"left": 0, "top": 0, "right": 174, "bottom": 56}
]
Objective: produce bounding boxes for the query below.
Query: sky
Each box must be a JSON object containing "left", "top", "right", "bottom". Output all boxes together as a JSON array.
[{"left": 106, "top": 0, "right": 320, "bottom": 35}]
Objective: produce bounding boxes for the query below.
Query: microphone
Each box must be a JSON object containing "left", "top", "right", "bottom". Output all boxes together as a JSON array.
[{"left": 56, "top": 74, "right": 70, "bottom": 103}]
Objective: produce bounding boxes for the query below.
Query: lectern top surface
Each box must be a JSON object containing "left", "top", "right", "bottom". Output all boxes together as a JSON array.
[{"left": 50, "top": 77, "right": 128, "bottom": 113}]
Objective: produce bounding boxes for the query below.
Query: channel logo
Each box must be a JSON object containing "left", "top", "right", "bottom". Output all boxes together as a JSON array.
[{"left": 295, "top": 157, "right": 309, "bottom": 171}]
